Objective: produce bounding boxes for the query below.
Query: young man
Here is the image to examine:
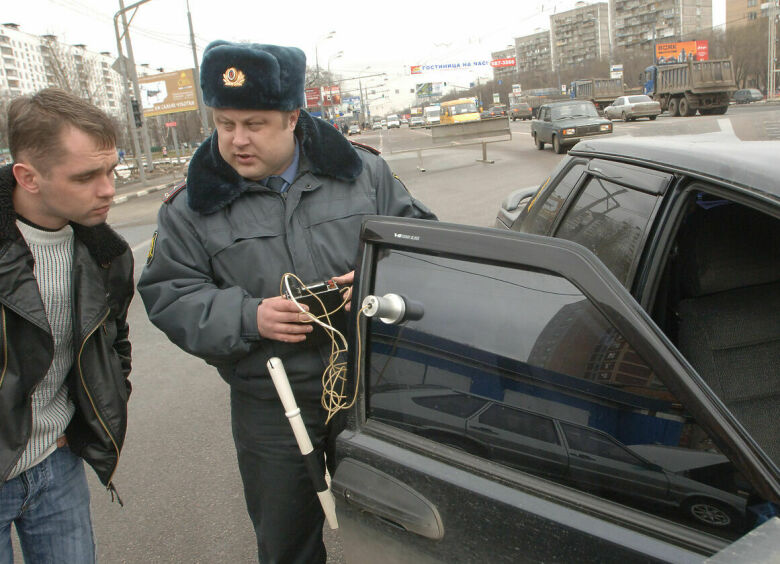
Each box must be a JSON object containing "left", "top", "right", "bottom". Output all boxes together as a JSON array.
[
  {"left": 0, "top": 88, "right": 135, "bottom": 563},
  {"left": 138, "top": 41, "right": 436, "bottom": 562}
]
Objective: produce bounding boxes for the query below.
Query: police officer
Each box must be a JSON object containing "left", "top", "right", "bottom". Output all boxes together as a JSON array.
[{"left": 137, "top": 41, "right": 435, "bottom": 563}]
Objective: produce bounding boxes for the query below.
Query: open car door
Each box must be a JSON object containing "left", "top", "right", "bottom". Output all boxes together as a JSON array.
[{"left": 332, "top": 217, "right": 779, "bottom": 563}]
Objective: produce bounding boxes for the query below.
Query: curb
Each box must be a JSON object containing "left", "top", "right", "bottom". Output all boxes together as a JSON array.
[{"left": 112, "top": 180, "right": 177, "bottom": 205}]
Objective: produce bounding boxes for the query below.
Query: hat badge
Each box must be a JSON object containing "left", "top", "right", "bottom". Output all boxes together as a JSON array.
[{"left": 222, "top": 67, "right": 246, "bottom": 88}]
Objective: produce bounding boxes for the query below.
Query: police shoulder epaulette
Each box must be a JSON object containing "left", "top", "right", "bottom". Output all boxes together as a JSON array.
[
  {"left": 163, "top": 181, "right": 187, "bottom": 204},
  {"left": 350, "top": 141, "right": 381, "bottom": 155}
]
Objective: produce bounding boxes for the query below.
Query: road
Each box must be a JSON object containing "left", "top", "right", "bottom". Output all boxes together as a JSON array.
[{"left": 26, "top": 103, "right": 777, "bottom": 563}]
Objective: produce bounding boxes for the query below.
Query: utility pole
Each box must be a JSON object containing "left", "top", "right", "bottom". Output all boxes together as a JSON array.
[
  {"left": 186, "top": 0, "right": 210, "bottom": 136},
  {"left": 116, "top": 0, "right": 155, "bottom": 172},
  {"left": 768, "top": 0, "right": 778, "bottom": 101}
]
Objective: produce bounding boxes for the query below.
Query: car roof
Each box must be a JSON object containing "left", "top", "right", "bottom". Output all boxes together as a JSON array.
[{"left": 569, "top": 136, "right": 780, "bottom": 200}]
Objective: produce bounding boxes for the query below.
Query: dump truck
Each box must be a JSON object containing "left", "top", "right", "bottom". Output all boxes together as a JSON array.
[
  {"left": 569, "top": 78, "right": 624, "bottom": 110},
  {"left": 643, "top": 59, "right": 737, "bottom": 116}
]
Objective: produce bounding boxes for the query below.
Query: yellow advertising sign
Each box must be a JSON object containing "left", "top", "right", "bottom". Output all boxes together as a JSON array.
[{"left": 138, "top": 69, "right": 199, "bottom": 117}]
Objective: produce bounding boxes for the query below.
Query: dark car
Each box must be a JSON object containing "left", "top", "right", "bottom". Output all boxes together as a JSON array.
[
  {"left": 331, "top": 136, "right": 780, "bottom": 563},
  {"left": 509, "top": 102, "right": 532, "bottom": 121},
  {"left": 733, "top": 88, "right": 763, "bottom": 104},
  {"left": 531, "top": 100, "right": 612, "bottom": 154},
  {"left": 480, "top": 105, "right": 507, "bottom": 119}
]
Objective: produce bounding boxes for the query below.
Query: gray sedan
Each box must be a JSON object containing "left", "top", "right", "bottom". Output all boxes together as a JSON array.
[{"left": 604, "top": 94, "right": 662, "bottom": 121}]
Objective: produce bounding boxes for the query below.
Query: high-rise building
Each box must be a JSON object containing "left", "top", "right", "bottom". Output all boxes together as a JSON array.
[
  {"left": 726, "top": 0, "right": 775, "bottom": 26},
  {"left": 491, "top": 47, "right": 517, "bottom": 82},
  {"left": 611, "top": 0, "right": 713, "bottom": 51},
  {"left": 550, "top": 2, "right": 610, "bottom": 69},
  {"left": 515, "top": 30, "right": 553, "bottom": 74},
  {"left": 0, "top": 23, "right": 126, "bottom": 117}
]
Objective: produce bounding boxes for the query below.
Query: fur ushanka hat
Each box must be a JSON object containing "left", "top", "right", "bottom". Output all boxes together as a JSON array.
[{"left": 200, "top": 41, "right": 306, "bottom": 111}]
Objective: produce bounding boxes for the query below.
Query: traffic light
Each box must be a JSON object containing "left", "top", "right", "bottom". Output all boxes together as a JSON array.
[{"left": 130, "top": 98, "right": 142, "bottom": 128}]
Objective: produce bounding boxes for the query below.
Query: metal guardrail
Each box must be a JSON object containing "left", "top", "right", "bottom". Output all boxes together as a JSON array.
[{"left": 390, "top": 117, "right": 512, "bottom": 172}]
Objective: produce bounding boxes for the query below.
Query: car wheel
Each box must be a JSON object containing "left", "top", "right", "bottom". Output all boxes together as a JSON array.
[
  {"left": 552, "top": 135, "right": 565, "bottom": 154},
  {"left": 683, "top": 498, "right": 740, "bottom": 529},
  {"left": 533, "top": 132, "right": 544, "bottom": 150},
  {"left": 715, "top": 106, "right": 729, "bottom": 115},
  {"left": 668, "top": 98, "right": 680, "bottom": 117},
  {"left": 678, "top": 97, "right": 691, "bottom": 117},
  {"left": 622, "top": 112, "right": 629, "bottom": 122},
  {"left": 649, "top": 115, "right": 657, "bottom": 120}
]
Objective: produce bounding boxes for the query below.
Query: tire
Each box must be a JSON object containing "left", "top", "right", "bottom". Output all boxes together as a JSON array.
[
  {"left": 715, "top": 106, "right": 728, "bottom": 115},
  {"left": 683, "top": 498, "right": 740, "bottom": 529},
  {"left": 668, "top": 97, "right": 680, "bottom": 117},
  {"left": 534, "top": 132, "right": 544, "bottom": 150},
  {"left": 622, "top": 112, "right": 629, "bottom": 122},
  {"left": 552, "top": 135, "right": 566, "bottom": 154},
  {"left": 649, "top": 115, "right": 657, "bottom": 120},
  {"left": 678, "top": 97, "right": 691, "bottom": 117}
]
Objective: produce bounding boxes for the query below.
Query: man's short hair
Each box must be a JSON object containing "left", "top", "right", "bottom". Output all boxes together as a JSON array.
[{"left": 8, "top": 88, "right": 117, "bottom": 173}]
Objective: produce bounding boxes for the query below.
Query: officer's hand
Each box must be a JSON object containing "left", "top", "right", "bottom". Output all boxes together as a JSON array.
[
  {"left": 331, "top": 271, "right": 354, "bottom": 312},
  {"left": 257, "top": 296, "right": 313, "bottom": 343}
]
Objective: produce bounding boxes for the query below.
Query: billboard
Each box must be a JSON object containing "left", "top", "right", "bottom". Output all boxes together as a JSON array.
[
  {"left": 415, "top": 82, "right": 444, "bottom": 97},
  {"left": 321, "top": 86, "right": 341, "bottom": 107},
  {"left": 305, "top": 88, "right": 321, "bottom": 108},
  {"left": 138, "top": 69, "right": 198, "bottom": 116},
  {"left": 490, "top": 57, "right": 516, "bottom": 68},
  {"left": 655, "top": 41, "right": 709, "bottom": 64}
]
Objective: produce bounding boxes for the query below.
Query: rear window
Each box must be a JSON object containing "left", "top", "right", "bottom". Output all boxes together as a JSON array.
[{"left": 627, "top": 95, "right": 652, "bottom": 103}]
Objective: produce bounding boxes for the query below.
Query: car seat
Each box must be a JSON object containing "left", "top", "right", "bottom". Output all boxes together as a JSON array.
[{"left": 674, "top": 202, "right": 780, "bottom": 465}]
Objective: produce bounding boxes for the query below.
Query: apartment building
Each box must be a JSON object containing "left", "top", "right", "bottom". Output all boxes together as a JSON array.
[
  {"left": 491, "top": 46, "right": 517, "bottom": 82},
  {"left": 550, "top": 2, "right": 610, "bottom": 69},
  {"left": 0, "top": 23, "right": 126, "bottom": 117},
  {"left": 515, "top": 30, "right": 553, "bottom": 74},
  {"left": 611, "top": 0, "right": 713, "bottom": 51},
  {"left": 726, "top": 0, "right": 775, "bottom": 26}
]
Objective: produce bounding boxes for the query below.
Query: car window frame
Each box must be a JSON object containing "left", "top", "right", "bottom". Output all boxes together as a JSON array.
[
  {"left": 349, "top": 217, "right": 779, "bottom": 554},
  {"left": 547, "top": 163, "right": 668, "bottom": 289}
]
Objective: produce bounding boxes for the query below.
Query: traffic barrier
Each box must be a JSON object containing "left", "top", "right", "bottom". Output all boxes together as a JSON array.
[{"left": 391, "top": 117, "right": 511, "bottom": 171}]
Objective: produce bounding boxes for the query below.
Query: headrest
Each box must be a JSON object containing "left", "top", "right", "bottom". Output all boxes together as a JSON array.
[{"left": 679, "top": 203, "right": 780, "bottom": 297}]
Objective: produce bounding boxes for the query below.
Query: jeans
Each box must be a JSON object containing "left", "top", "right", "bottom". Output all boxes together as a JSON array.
[{"left": 0, "top": 446, "right": 95, "bottom": 564}]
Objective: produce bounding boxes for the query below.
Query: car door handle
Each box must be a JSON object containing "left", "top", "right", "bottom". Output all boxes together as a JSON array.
[{"left": 332, "top": 458, "right": 444, "bottom": 540}]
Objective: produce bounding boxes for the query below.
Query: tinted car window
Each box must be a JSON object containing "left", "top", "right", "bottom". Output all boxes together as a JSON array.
[
  {"left": 367, "top": 249, "right": 771, "bottom": 539},
  {"left": 554, "top": 176, "right": 658, "bottom": 285},
  {"left": 525, "top": 163, "right": 585, "bottom": 235}
]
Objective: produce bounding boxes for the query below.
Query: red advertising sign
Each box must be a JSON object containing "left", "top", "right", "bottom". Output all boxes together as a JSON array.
[
  {"left": 655, "top": 40, "right": 709, "bottom": 64},
  {"left": 490, "top": 57, "right": 517, "bottom": 68},
  {"left": 165, "top": 121, "right": 177, "bottom": 127},
  {"left": 321, "top": 85, "right": 341, "bottom": 107},
  {"left": 410, "top": 65, "right": 422, "bottom": 75},
  {"left": 305, "top": 88, "right": 321, "bottom": 108}
]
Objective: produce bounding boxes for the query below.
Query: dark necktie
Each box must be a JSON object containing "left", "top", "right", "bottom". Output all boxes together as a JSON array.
[{"left": 266, "top": 176, "right": 287, "bottom": 192}]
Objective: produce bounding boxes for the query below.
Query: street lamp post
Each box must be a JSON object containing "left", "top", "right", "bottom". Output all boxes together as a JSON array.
[
  {"left": 115, "top": 0, "right": 156, "bottom": 179},
  {"left": 314, "top": 31, "right": 335, "bottom": 83}
]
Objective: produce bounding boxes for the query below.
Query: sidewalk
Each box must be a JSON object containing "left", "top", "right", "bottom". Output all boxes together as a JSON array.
[{"left": 113, "top": 172, "right": 184, "bottom": 205}]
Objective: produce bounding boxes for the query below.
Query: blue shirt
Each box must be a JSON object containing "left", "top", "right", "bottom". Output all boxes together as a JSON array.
[{"left": 262, "top": 140, "right": 299, "bottom": 193}]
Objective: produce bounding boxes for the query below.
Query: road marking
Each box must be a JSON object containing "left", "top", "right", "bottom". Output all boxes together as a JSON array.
[
  {"left": 717, "top": 118, "right": 735, "bottom": 135},
  {"left": 132, "top": 238, "right": 153, "bottom": 254}
]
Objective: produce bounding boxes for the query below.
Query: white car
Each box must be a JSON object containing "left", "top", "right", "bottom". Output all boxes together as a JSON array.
[{"left": 604, "top": 95, "right": 662, "bottom": 121}]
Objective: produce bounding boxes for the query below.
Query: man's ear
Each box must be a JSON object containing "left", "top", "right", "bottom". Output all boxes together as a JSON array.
[
  {"left": 12, "top": 163, "right": 41, "bottom": 195},
  {"left": 288, "top": 109, "right": 300, "bottom": 131}
]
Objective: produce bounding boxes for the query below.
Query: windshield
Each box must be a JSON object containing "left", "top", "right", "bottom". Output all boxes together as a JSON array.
[
  {"left": 426, "top": 108, "right": 440, "bottom": 117},
  {"left": 452, "top": 102, "right": 478, "bottom": 114},
  {"left": 627, "top": 95, "right": 652, "bottom": 103},
  {"left": 551, "top": 103, "right": 599, "bottom": 119}
]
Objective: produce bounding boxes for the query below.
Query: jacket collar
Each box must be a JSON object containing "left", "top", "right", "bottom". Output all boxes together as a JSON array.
[
  {"left": 186, "top": 109, "right": 363, "bottom": 215},
  {"left": 0, "top": 163, "right": 129, "bottom": 266}
]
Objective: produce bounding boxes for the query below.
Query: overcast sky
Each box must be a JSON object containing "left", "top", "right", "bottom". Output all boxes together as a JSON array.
[{"left": 5, "top": 0, "right": 726, "bottom": 110}]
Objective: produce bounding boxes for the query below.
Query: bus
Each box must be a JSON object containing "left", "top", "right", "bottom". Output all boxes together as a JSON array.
[{"left": 439, "top": 98, "right": 480, "bottom": 124}]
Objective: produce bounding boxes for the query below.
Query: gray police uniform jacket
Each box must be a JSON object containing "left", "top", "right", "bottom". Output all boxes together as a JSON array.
[{"left": 138, "top": 111, "right": 435, "bottom": 400}]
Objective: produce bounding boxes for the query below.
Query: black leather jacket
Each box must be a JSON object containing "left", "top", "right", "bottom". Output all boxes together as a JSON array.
[{"left": 0, "top": 164, "right": 134, "bottom": 488}]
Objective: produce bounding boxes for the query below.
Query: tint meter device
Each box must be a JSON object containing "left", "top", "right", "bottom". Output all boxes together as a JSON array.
[{"left": 283, "top": 279, "right": 347, "bottom": 346}]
